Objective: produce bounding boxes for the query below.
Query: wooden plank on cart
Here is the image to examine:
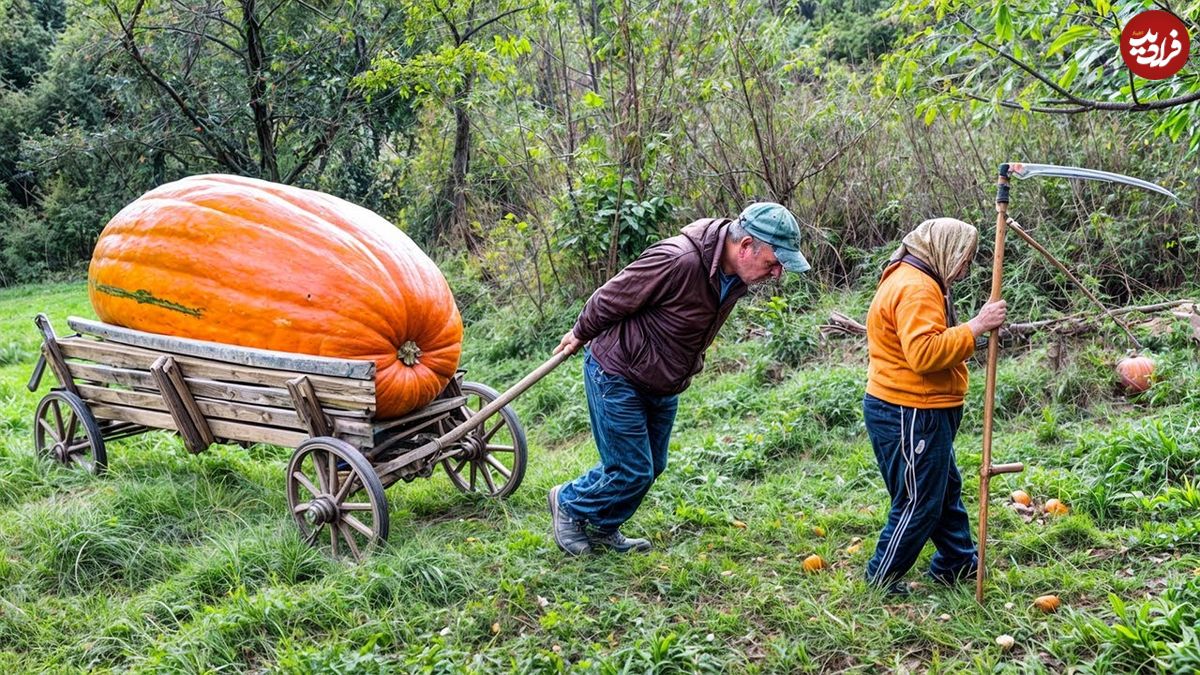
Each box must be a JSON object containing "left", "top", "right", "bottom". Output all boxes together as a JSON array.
[
  {"left": 371, "top": 396, "right": 467, "bottom": 434},
  {"left": 63, "top": 358, "right": 373, "bottom": 413},
  {"left": 66, "top": 362, "right": 369, "bottom": 415},
  {"left": 151, "top": 355, "right": 216, "bottom": 454},
  {"left": 287, "top": 376, "right": 331, "bottom": 437},
  {"left": 68, "top": 317, "right": 376, "bottom": 380},
  {"left": 74, "top": 384, "right": 373, "bottom": 442},
  {"left": 34, "top": 314, "right": 79, "bottom": 397},
  {"left": 57, "top": 337, "right": 375, "bottom": 411},
  {"left": 86, "top": 402, "right": 314, "bottom": 448}
]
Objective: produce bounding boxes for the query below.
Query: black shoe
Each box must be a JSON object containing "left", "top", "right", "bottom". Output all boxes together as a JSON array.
[
  {"left": 590, "top": 529, "right": 652, "bottom": 553},
  {"left": 548, "top": 485, "right": 591, "bottom": 556}
]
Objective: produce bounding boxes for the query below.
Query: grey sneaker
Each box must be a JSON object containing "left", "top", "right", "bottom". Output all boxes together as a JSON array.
[
  {"left": 548, "top": 485, "right": 591, "bottom": 556},
  {"left": 590, "top": 529, "right": 652, "bottom": 553}
]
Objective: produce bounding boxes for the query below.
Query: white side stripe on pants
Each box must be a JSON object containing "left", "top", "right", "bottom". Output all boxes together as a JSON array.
[{"left": 878, "top": 406, "right": 920, "bottom": 576}]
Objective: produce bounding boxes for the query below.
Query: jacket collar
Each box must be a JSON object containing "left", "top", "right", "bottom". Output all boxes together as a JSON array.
[{"left": 681, "top": 217, "right": 735, "bottom": 293}]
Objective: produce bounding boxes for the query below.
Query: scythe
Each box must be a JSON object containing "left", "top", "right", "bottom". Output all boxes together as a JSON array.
[{"left": 975, "top": 162, "right": 1180, "bottom": 603}]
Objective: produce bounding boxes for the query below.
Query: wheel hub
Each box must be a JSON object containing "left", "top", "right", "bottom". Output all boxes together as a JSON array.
[
  {"left": 52, "top": 442, "right": 70, "bottom": 463},
  {"left": 465, "top": 433, "right": 488, "bottom": 460},
  {"left": 304, "top": 496, "right": 338, "bottom": 525}
]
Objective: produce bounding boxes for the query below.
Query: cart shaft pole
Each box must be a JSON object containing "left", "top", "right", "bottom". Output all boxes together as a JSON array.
[{"left": 374, "top": 350, "right": 573, "bottom": 478}]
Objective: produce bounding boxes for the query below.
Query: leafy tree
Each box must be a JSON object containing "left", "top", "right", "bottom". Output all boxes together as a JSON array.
[
  {"left": 359, "top": 0, "right": 537, "bottom": 246},
  {"left": 880, "top": 0, "right": 1200, "bottom": 148},
  {"left": 94, "top": 0, "right": 417, "bottom": 188},
  {"left": 0, "top": 0, "right": 64, "bottom": 90}
]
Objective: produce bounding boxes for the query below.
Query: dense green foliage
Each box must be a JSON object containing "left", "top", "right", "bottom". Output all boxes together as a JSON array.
[{"left": 0, "top": 0, "right": 1195, "bottom": 303}]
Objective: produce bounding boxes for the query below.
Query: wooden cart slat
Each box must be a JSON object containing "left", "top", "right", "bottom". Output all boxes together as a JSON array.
[
  {"left": 69, "top": 317, "right": 376, "bottom": 381},
  {"left": 58, "top": 338, "right": 375, "bottom": 410},
  {"left": 86, "top": 402, "right": 319, "bottom": 448},
  {"left": 74, "top": 383, "right": 373, "bottom": 442},
  {"left": 65, "top": 361, "right": 372, "bottom": 414}
]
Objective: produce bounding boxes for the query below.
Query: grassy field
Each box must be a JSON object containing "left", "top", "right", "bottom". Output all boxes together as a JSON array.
[{"left": 1, "top": 281, "right": 1198, "bottom": 673}]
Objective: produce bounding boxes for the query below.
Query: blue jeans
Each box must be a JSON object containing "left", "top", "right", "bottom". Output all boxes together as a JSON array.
[
  {"left": 863, "top": 394, "right": 976, "bottom": 585},
  {"left": 557, "top": 350, "right": 679, "bottom": 532}
]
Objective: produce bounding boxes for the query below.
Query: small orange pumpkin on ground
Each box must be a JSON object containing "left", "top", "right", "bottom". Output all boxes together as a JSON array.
[
  {"left": 802, "top": 554, "right": 826, "bottom": 573},
  {"left": 1033, "top": 594, "right": 1061, "bottom": 613},
  {"left": 1011, "top": 490, "right": 1032, "bottom": 506},
  {"left": 1044, "top": 498, "right": 1069, "bottom": 516},
  {"left": 1116, "top": 354, "right": 1155, "bottom": 394}
]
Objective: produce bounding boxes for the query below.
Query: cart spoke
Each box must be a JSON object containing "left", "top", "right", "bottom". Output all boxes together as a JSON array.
[
  {"left": 327, "top": 452, "right": 339, "bottom": 498},
  {"left": 39, "top": 418, "right": 62, "bottom": 443},
  {"left": 333, "top": 472, "right": 359, "bottom": 504},
  {"left": 69, "top": 452, "right": 93, "bottom": 471},
  {"left": 482, "top": 420, "right": 505, "bottom": 443},
  {"left": 469, "top": 461, "right": 477, "bottom": 491},
  {"left": 452, "top": 459, "right": 467, "bottom": 477},
  {"left": 486, "top": 444, "right": 515, "bottom": 453},
  {"left": 340, "top": 502, "right": 373, "bottom": 511},
  {"left": 64, "top": 412, "right": 79, "bottom": 443},
  {"left": 330, "top": 521, "right": 339, "bottom": 557},
  {"left": 304, "top": 524, "right": 323, "bottom": 546},
  {"left": 312, "top": 452, "right": 330, "bottom": 493},
  {"left": 51, "top": 401, "right": 65, "bottom": 439},
  {"left": 293, "top": 471, "right": 321, "bottom": 498},
  {"left": 338, "top": 521, "right": 361, "bottom": 561},
  {"left": 480, "top": 461, "right": 497, "bottom": 493},
  {"left": 343, "top": 514, "right": 374, "bottom": 538},
  {"left": 292, "top": 502, "right": 311, "bottom": 514},
  {"left": 485, "top": 454, "right": 512, "bottom": 480}
]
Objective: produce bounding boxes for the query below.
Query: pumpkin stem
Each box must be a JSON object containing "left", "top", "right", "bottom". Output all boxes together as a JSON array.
[{"left": 398, "top": 341, "right": 423, "bottom": 366}]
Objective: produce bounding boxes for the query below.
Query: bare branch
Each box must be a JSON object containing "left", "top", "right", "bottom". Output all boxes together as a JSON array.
[
  {"left": 137, "top": 24, "right": 244, "bottom": 58},
  {"left": 110, "top": 0, "right": 254, "bottom": 174},
  {"left": 462, "top": 4, "right": 533, "bottom": 42}
]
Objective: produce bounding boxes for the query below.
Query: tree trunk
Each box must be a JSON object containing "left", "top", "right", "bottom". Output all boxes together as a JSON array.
[
  {"left": 241, "top": 0, "right": 277, "bottom": 181},
  {"left": 445, "top": 75, "right": 478, "bottom": 251}
]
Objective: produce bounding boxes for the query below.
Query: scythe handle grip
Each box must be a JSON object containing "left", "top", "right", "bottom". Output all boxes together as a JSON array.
[
  {"left": 996, "top": 164, "right": 1011, "bottom": 204},
  {"left": 989, "top": 462, "right": 1024, "bottom": 476}
]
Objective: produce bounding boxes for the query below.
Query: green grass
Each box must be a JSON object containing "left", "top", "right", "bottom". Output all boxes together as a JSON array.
[{"left": 1, "top": 281, "right": 1198, "bottom": 672}]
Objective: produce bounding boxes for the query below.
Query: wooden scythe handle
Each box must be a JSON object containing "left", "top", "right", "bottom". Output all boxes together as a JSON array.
[{"left": 977, "top": 165, "right": 1025, "bottom": 602}]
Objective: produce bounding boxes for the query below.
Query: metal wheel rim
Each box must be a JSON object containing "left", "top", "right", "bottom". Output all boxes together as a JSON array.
[
  {"left": 442, "top": 382, "right": 527, "bottom": 498},
  {"left": 33, "top": 391, "right": 106, "bottom": 474},
  {"left": 285, "top": 438, "right": 388, "bottom": 562}
]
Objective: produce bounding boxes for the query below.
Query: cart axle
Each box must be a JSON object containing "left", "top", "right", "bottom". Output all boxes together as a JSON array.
[{"left": 304, "top": 497, "right": 339, "bottom": 526}]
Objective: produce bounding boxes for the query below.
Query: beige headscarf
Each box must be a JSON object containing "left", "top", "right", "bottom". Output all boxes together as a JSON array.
[{"left": 888, "top": 217, "right": 979, "bottom": 325}]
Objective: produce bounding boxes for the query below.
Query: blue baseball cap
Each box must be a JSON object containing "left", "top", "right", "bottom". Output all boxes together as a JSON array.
[{"left": 737, "top": 202, "right": 811, "bottom": 273}]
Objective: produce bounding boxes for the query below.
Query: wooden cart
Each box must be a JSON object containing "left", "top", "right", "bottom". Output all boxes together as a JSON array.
[{"left": 28, "top": 313, "right": 568, "bottom": 560}]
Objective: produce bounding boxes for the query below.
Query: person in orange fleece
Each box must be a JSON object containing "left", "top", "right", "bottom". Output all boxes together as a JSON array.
[{"left": 863, "top": 217, "right": 1007, "bottom": 594}]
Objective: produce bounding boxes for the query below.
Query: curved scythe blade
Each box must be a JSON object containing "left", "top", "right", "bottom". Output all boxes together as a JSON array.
[{"left": 1008, "top": 162, "right": 1179, "bottom": 201}]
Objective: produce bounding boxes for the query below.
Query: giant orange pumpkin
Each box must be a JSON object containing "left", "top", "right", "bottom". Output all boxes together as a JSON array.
[{"left": 88, "top": 174, "right": 462, "bottom": 419}]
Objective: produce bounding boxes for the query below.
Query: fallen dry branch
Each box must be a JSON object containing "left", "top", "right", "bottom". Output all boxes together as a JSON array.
[{"left": 821, "top": 300, "right": 1200, "bottom": 348}]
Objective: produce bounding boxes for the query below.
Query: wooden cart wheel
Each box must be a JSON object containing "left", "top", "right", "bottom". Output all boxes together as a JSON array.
[
  {"left": 286, "top": 437, "right": 388, "bottom": 561},
  {"left": 33, "top": 390, "right": 107, "bottom": 475},
  {"left": 443, "top": 381, "right": 528, "bottom": 499}
]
